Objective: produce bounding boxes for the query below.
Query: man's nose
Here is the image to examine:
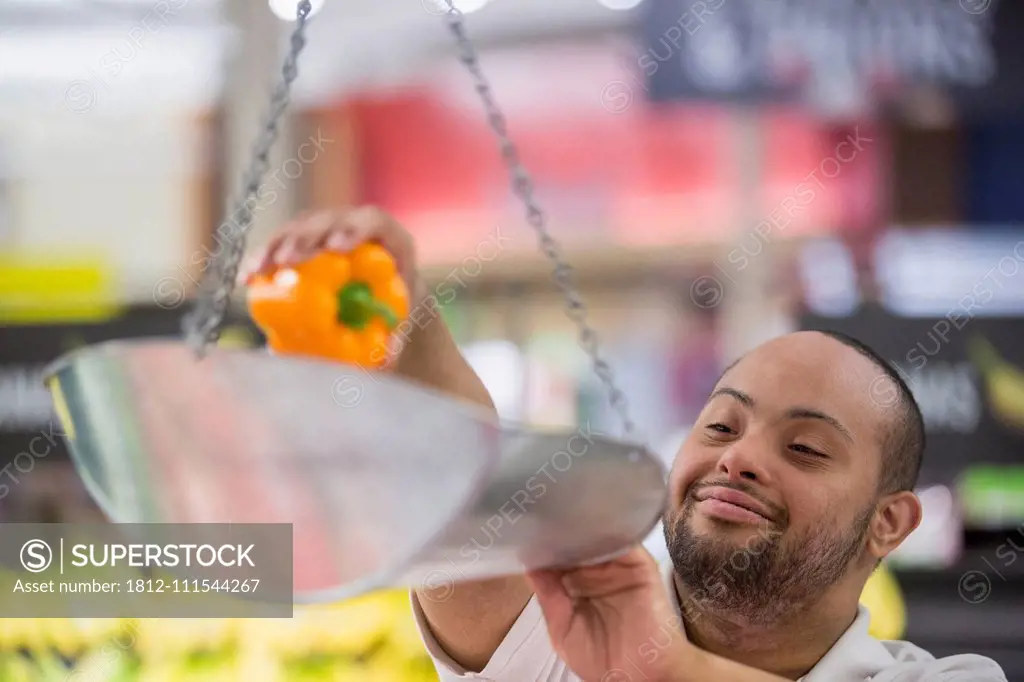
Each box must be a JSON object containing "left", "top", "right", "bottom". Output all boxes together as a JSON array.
[{"left": 715, "top": 438, "right": 772, "bottom": 485}]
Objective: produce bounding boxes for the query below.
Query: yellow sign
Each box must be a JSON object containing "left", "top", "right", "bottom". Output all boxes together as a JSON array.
[
  {"left": 46, "top": 378, "right": 77, "bottom": 443},
  {"left": 217, "top": 326, "right": 257, "bottom": 349},
  {"left": 0, "top": 255, "right": 122, "bottom": 324},
  {"left": 969, "top": 335, "right": 1024, "bottom": 433}
]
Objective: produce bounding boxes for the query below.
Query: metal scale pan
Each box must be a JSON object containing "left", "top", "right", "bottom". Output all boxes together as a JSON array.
[{"left": 44, "top": 340, "right": 668, "bottom": 603}]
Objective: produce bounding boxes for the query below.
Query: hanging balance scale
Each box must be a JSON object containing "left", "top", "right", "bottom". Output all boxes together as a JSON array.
[{"left": 42, "top": 1, "right": 667, "bottom": 604}]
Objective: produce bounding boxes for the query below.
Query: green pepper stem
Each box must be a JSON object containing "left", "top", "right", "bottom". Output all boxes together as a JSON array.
[{"left": 337, "top": 282, "right": 399, "bottom": 330}]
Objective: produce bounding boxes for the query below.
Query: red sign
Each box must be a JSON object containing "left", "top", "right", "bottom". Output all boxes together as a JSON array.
[
  {"left": 339, "top": 43, "right": 881, "bottom": 263},
  {"left": 761, "top": 111, "right": 884, "bottom": 236}
]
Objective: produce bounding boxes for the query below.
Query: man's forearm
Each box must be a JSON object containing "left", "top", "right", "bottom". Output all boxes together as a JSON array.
[
  {"left": 396, "top": 317, "right": 535, "bottom": 673},
  {"left": 665, "top": 650, "right": 790, "bottom": 682},
  {"left": 394, "top": 317, "right": 496, "bottom": 412}
]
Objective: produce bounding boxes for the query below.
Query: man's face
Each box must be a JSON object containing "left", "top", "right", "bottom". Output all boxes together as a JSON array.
[{"left": 663, "top": 332, "right": 888, "bottom": 624}]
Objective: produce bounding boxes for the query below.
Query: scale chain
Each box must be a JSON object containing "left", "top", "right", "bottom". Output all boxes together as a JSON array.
[
  {"left": 440, "top": 3, "right": 636, "bottom": 439},
  {"left": 183, "top": 0, "right": 315, "bottom": 356}
]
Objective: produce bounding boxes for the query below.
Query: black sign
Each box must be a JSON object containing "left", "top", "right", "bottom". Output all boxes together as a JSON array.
[
  {"left": 801, "top": 304, "right": 1024, "bottom": 485},
  {"left": 946, "top": 0, "right": 1024, "bottom": 120},
  {"left": 641, "top": 0, "right": 1021, "bottom": 118},
  {"left": 0, "top": 306, "right": 264, "bottom": 469}
]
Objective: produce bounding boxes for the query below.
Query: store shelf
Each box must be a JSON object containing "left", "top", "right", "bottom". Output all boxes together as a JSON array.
[{"left": 420, "top": 240, "right": 806, "bottom": 291}]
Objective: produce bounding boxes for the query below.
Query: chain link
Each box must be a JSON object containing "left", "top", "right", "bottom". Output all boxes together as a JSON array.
[
  {"left": 183, "top": 0, "right": 314, "bottom": 356},
  {"left": 440, "top": 4, "right": 636, "bottom": 439}
]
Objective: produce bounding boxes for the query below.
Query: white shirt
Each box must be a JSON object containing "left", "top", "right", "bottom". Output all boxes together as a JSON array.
[{"left": 411, "top": 563, "right": 1007, "bottom": 682}]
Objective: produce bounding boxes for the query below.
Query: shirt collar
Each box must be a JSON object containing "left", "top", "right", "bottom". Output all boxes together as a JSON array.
[{"left": 661, "top": 563, "right": 896, "bottom": 681}]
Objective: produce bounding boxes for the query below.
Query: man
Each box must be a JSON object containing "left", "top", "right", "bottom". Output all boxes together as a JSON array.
[{"left": 245, "top": 207, "right": 1007, "bottom": 682}]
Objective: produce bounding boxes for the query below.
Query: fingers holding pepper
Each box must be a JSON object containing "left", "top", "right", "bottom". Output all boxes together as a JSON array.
[
  {"left": 241, "top": 209, "right": 332, "bottom": 279},
  {"left": 241, "top": 206, "right": 421, "bottom": 301},
  {"left": 246, "top": 241, "right": 411, "bottom": 370}
]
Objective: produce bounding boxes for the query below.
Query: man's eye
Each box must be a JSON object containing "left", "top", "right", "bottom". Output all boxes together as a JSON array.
[
  {"left": 706, "top": 423, "right": 734, "bottom": 434},
  {"left": 790, "top": 444, "right": 827, "bottom": 458}
]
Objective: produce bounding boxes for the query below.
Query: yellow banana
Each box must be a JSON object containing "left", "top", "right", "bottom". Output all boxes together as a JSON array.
[
  {"left": 0, "top": 618, "right": 12, "bottom": 651},
  {"left": 235, "top": 644, "right": 283, "bottom": 682},
  {"left": 13, "top": 589, "right": 441, "bottom": 680},
  {"left": 860, "top": 563, "right": 906, "bottom": 640},
  {"left": 318, "top": 593, "right": 401, "bottom": 655},
  {"left": 3, "top": 654, "right": 37, "bottom": 682},
  {"left": 969, "top": 336, "right": 1024, "bottom": 431},
  {"left": 136, "top": 659, "right": 181, "bottom": 682},
  {"left": 45, "top": 618, "right": 80, "bottom": 657}
]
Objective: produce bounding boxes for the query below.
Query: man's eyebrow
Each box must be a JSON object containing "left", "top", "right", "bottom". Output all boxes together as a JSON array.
[
  {"left": 708, "top": 387, "right": 754, "bottom": 408},
  {"left": 786, "top": 408, "right": 854, "bottom": 443},
  {"left": 708, "top": 388, "right": 855, "bottom": 443}
]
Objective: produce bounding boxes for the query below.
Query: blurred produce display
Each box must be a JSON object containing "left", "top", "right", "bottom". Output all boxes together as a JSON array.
[{"left": 0, "top": 589, "right": 438, "bottom": 682}]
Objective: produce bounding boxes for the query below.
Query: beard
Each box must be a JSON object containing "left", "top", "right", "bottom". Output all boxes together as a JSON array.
[{"left": 663, "top": 486, "right": 874, "bottom": 627}]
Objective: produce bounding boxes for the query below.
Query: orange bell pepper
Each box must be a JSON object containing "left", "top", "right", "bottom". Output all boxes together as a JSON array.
[{"left": 245, "top": 243, "right": 410, "bottom": 369}]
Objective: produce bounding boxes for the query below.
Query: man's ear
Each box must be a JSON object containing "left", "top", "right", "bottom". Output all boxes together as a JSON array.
[{"left": 866, "top": 491, "right": 922, "bottom": 560}]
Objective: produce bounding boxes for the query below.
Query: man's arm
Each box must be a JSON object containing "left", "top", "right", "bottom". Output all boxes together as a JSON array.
[
  {"left": 397, "top": 316, "right": 534, "bottom": 673},
  {"left": 679, "top": 651, "right": 790, "bottom": 682},
  {"left": 243, "top": 206, "right": 535, "bottom": 673}
]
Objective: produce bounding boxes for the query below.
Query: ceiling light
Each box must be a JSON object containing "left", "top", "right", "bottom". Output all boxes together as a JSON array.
[
  {"left": 422, "top": 0, "right": 492, "bottom": 15},
  {"left": 597, "top": 0, "right": 644, "bottom": 9},
  {"left": 268, "top": 0, "right": 325, "bottom": 22}
]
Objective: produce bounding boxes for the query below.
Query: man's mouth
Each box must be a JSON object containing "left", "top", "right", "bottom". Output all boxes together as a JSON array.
[{"left": 694, "top": 486, "right": 775, "bottom": 525}]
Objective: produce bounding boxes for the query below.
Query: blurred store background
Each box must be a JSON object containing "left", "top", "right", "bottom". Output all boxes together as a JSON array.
[{"left": 2, "top": 0, "right": 1024, "bottom": 679}]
